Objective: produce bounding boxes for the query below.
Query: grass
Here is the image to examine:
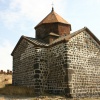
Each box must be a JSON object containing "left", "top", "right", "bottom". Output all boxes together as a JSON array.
[
  {"left": 0, "top": 85, "right": 100, "bottom": 100},
  {"left": 0, "top": 85, "right": 34, "bottom": 96},
  {"left": 0, "top": 74, "right": 35, "bottom": 96},
  {"left": 0, "top": 74, "right": 100, "bottom": 100}
]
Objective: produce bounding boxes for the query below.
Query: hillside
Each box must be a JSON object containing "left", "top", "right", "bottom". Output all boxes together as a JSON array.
[{"left": 0, "top": 73, "right": 12, "bottom": 88}]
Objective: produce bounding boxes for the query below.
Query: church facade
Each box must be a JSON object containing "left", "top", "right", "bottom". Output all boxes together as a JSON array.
[{"left": 11, "top": 8, "right": 100, "bottom": 98}]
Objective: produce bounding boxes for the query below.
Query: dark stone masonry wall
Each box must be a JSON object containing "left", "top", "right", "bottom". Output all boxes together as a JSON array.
[
  {"left": 66, "top": 31, "right": 100, "bottom": 97},
  {"left": 46, "top": 43, "right": 69, "bottom": 95},
  {"left": 13, "top": 39, "right": 35, "bottom": 86},
  {"left": 13, "top": 39, "right": 69, "bottom": 94},
  {"left": 13, "top": 31, "right": 100, "bottom": 98},
  {"left": 33, "top": 47, "right": 48, "bottom": 93},
  {"left": 13, "top": 39, "right": 49, "bottom": 93}
]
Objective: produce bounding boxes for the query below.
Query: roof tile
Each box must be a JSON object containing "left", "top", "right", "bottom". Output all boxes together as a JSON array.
[{"left": 35, "top": 9, "right": 70, "bottom": 28}]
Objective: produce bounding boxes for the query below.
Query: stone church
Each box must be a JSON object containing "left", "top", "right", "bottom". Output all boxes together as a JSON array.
[{"left": 11, "top": 8, "right": 100, "bottom": 98}]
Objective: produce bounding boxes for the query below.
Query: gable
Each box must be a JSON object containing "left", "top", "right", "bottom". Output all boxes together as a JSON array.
[
  {"left": 11, "top": 36, "right": 48, "bottom": 56},
  {"left": 70, "top": 27, "right": 100, "bottom": 46},
  {"left": 66, "top": 29, "right": 100, "bottom": 72},
  {"left": 83, "top": 30, "right": 100, "bottom": 49},
  {"left": 11, "top": 36, "right": 36, "bottom": 56},
  {"left": 11, "top": 37, "right": 33, "bottom": 56},
  {"left": 67, "top": 29, "right": 100, "bottom": 56}
]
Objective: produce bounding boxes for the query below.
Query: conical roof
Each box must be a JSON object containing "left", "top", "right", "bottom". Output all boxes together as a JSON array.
[{"left": 35, "top": 8, "right": 71, "bottom": 28}]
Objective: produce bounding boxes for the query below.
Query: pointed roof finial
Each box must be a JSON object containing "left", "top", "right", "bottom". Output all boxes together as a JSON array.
[
  {"left": 51, "top": 2, "right": 54, "bottom": 12},
  {"left": 52, "top": 7, "right": 54, "bottom": 12}
]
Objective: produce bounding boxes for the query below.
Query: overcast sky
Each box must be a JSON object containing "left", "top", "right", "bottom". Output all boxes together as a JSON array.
[{"left": 0, "top": 0, "right": 100, "bottom": 71}]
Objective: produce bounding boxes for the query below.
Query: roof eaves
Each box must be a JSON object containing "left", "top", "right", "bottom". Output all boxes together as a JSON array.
[
  {"left": 85, "top": 27, "right": 100, "bottom": 45},
  {"left": 11, "top": 35, "right": 25, "bottom": 56},
  {"left": 24, "top": 36, "right": 49, "bottom": 47},
  {"left": 49, "top": 27, "right": 100, "bottom": 46},
  {"left": 11, "top": 36, "right": 49, "bottom": 56}
]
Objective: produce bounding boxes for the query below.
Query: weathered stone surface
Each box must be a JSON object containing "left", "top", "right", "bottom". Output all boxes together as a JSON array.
[
  {"left": 66, "top": 31, "right": 100, "bottom": 97},
  {"left": 12, "top": 9, "right": 100, "bottom": 98}
]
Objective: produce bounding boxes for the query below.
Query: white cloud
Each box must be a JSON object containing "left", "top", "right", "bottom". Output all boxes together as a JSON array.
[
  {"left": 0, "top": 0, "right": 66, "bottom": 29},
  {"left": 0, "top": 11, "right": 20, "bottom": 29},
  {"left": 0, "top": 39, "right": 13, "bottom": 71}
]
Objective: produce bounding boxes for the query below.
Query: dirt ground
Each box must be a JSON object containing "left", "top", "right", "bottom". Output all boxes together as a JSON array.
[{"left": 0, "top": 95, "right": 100, "bottom": 100}]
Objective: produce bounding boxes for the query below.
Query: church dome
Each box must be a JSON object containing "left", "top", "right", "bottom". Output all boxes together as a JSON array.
[
  {"left": 35, "top": 8, "right": 71, "bottom": 30},
  {"left": 35, "top": 8, "right": 71, "bottom": 43}
]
